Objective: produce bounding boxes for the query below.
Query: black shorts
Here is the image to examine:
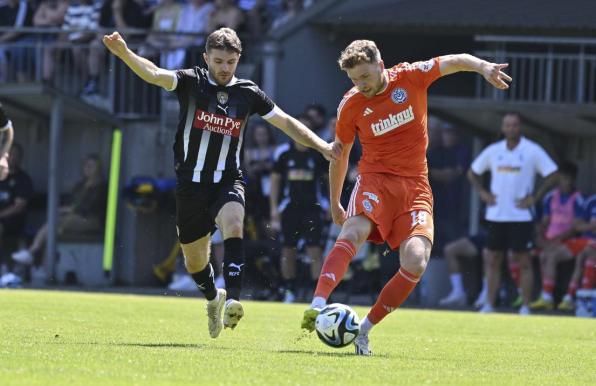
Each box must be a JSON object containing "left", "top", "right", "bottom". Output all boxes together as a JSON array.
[
  {"left": 469, "top": 230, "right": 488, "bottom": 254},
  {"left": 485, "top": 221, "right": 534, "bottom": 252},
  {"left": 281, "top": 207, "right": 324, "bottom": 248},
  {"left": 175, "top": 178, "right": 245, "bottom": 244}
]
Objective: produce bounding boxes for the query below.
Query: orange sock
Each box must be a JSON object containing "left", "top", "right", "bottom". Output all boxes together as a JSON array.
[
  {"left": 508, "top": 261, "right": 521, "bottom": 288},
  {"left": 367, "top": 267, "right": 420, "bottom": 324},
  {"left": 542, "top": 277, "right": 555, "bottom": 295},
  {"left": 313, "top": 239, "right": 356, "bottom": 299}
]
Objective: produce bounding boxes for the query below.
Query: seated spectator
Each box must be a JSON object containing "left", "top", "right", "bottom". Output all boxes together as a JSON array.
[
  {"left": 138, "top": 0, "right": 181, "bottom": 59},
  {"left": 270, "top": 115, "right": 328, "bottom": 303},
  {"left": 237, "top": 0, "right": 270, "bottom": 38},
  {"left": 0, "top": 143, "right": 34, "bottom": 275},
  {"left": 557, "top": 193, "right": 596, "bottom": 310},
  {"left": 270, "top": 0, "right": 302, "bottom": 30},
  {"left": 33, "top": 0, "right": 69, "bottom": 83},
  {"left": 43, "top": 0, "right": 101, "bottom": 86},
  {"left": 438, "top": 231, "right": 487, "bottom": 307},
  {"left": 12, "top": 154, "right": 107, "bottom": 268},
  {"left": 165, "top": 0, "right": 214, "bottom": 69},
  {"left": 208, "top": 0, "right": 245, "bottom": 32},
  {"left": 0, "top": 0, "right": 33, "bottom": 82},
  {"left": 530, "top": 162, "right": 584, "bottom": 311},
  {"left": 111, "top": 0, "right": 154, "bottom": 36}
]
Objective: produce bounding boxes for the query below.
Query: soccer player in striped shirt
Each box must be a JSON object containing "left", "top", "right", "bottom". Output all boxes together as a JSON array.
[{"left": 103, "top": 28, "right": 340, "bottom": 338}]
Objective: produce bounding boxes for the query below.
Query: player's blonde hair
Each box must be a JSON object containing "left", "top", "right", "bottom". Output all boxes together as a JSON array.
[{"left": 338, "top": 40, "right": 381, "bottom": 70}]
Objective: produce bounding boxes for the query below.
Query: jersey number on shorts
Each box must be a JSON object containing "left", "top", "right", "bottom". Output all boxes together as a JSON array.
[{"left": 411, "top": 211, "right": 428, "bottom": 227}]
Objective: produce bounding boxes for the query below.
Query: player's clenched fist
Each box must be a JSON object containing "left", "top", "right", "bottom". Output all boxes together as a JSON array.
[
  {"left": 330, "top": 202, "right": 347, "bottom": 225},
  {"left": 102, "top": 32, "right": 128, "bottom": 58}
]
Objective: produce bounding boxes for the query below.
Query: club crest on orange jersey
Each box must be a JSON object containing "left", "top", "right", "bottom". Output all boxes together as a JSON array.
[
  {"left": 391, "top": 88, "right": 407, "bottom": 104},
  {"left": 217, "top": 91, "right": 228, "bottom": 105}
]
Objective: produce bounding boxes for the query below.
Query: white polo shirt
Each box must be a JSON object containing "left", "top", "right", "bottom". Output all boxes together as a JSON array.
[{"left": 471, "top": 137, "right": 557, "bottom": 222}]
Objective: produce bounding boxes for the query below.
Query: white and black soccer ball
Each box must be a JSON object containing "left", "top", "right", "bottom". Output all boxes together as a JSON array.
[{"left": 315, "top": 303, "right": 360, "bottom": 348}]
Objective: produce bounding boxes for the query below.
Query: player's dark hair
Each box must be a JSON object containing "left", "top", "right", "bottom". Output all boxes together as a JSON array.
[
  {"left": 338, "top": 40, "right": 381, "bottom": 70},
  {"left": 503, "top": 111, "right": 522, "bottom": 123},
  {"left": 205, "top": 28, "right": 242, "bottom": 54}
]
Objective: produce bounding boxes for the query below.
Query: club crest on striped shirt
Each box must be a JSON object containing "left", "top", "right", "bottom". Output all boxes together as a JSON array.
[{"left": 217, "top": 91, "right": 228, "bottom": 105}]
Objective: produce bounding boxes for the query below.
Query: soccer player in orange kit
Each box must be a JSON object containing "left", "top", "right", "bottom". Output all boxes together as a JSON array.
[{"left": 301, "top": 40, "right": 512, "bottom": 355}]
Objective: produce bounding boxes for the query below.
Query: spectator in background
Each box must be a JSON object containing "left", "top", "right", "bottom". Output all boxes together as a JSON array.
[
  {"left": 438, "top": 232, "right": 487, "bottom": 307},
  {"left": 530, "top": 162, "right": 585, "bottom": 310},
  {"left": 0, "top": 0, "right": 33, "bottom": 82},
  {"left": 571, "top": 195, "right": 596, "bottom": 296},
  {"left": 138, "top": 0, "right": 181, "bottom": 59},
  {"left": 166, "top": 0, "right": 214, "bottom": 69},
  {"left": 270, "top": 0, "right": 302, "bottom": 30},
  {"left": 244, "top": 122, "right": 277, "bottom": 234},
  {"left": 111, "top": 0, "right": 154, "bottom": 35},
  {"left": 208, "top": 0, "right": 245, "bottom": 32},
  {"left": 34, "top": 0, "right": 69, "bottom": 83},
  {"left": 428, "top": 123, "right": 470, "bottom": 249},
  {"left": 305, "top": 103, "right": 328, "bottom": 140},
  {"left": 42, "top": 0, "right": 101, "bottom": 85},
  {"left": 270, "top": 115, "right": 328, "bottom": 303},
  {"left": 238, "top": 0, "right": 278, "bottom": 38},
  {"left": 468, "top": 113, "right": 558, "bottom": 315},
  {"left": 0, "top": 143, "right": 34, "bottom": 276},
  {"left": 12, "top": 154, "right": 107, "bottom": 269}
]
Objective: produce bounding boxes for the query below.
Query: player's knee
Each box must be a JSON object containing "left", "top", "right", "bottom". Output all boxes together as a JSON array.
[
  {"left": 222, "top": 218, "right": 243, "bottom": 237},
  {"left": 401, "top": 247, "right": 429, "bottom": 276},
  {"left": 184, "top": 255, "right": 208, "bottom": 273},
  {"left": 338, "top": 227, "right": 366, "bottom": 247}
]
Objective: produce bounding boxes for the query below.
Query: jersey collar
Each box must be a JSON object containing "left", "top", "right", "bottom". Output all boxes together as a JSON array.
[{"left": 207, "top": 72, "right": 238, "bottom": 87}]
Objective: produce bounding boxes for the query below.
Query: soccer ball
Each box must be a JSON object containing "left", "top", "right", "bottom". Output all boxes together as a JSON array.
[{"left": 315, "top": 303, "right": 360, "bottom": 348}]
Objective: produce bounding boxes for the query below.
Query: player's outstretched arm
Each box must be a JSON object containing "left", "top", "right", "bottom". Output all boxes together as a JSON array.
[
  {"left": 328, "top": 139, "right": 353, "bottom": 225},
  {"left": 438, "top": 53, "right": 512, "bottom": 90},
  {"left": 265, "top": 109, "right": 342, "bottom": 161},
  {"left": 102, "top": 32, "right": 176, "bottom": 90},
  {"left": 0, "top": 102, "right": 14, "bottom": 160}
]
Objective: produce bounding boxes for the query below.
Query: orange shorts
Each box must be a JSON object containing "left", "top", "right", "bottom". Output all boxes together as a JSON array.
[{"left": 346, "top": 173, "right": 434, "bottom": 250}]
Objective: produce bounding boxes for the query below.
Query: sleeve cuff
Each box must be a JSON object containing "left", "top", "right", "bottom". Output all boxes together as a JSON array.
[
  {"left": 261, "top": 105, "right": 281, "bottom": 120},
  {"left": 0, "top": 120, "right": 12, "bottom": 132},
  {"left": 162, "top": 72, "right": 178, "bottom": 92}
]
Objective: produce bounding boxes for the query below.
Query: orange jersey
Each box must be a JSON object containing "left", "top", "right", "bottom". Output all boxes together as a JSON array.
[{"left": 336, "top": 58, "right": 442, "bottom": 177}]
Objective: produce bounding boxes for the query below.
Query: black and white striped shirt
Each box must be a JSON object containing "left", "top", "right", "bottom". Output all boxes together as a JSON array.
[{"left": 170, "top": 67, "right": 276, "bottom": 184}]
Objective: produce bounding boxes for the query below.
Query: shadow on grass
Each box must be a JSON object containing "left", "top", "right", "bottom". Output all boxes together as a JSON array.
[
  {"left": 49, "top": 341, "right": 231, "bottom": 350},
  {"left": 275, "top": 349, "right": 388, "bottom": 358}
]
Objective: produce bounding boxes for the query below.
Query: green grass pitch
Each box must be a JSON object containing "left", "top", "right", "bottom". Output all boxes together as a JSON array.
[{"left": 1, "top": 290, "right": 594, "bottom": 385}]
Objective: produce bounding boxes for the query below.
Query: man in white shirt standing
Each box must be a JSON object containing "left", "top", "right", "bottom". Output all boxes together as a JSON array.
[{"left": 468, "top": 112, "right": 558, "bottom": 315}]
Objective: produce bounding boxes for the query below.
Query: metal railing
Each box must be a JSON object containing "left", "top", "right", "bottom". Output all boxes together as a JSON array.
[
  {"left": 474, "top": 36, "right": 596, "bottom": 104},
  {"left": 0, "top": 28, "right": 261, "bottom": 119}
]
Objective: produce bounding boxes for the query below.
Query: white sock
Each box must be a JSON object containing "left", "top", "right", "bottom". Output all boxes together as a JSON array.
[
  {"left": 480, "top": 278, "right": 488, "bottom": 294},
  {"left": 359, "top": 316, "right": 374, "bottom": 335},
  {"left": 311, "top": 296, "right": 326, "bottom": 309},
  {"left": 450, "top": 273, "right": 464, "bottom": 294},
  {"left": 541, "top": 291, "right": 553, "bottom": 301},
  {"left": 209, "top": 291, "right": 220, "bottom": 303}
]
